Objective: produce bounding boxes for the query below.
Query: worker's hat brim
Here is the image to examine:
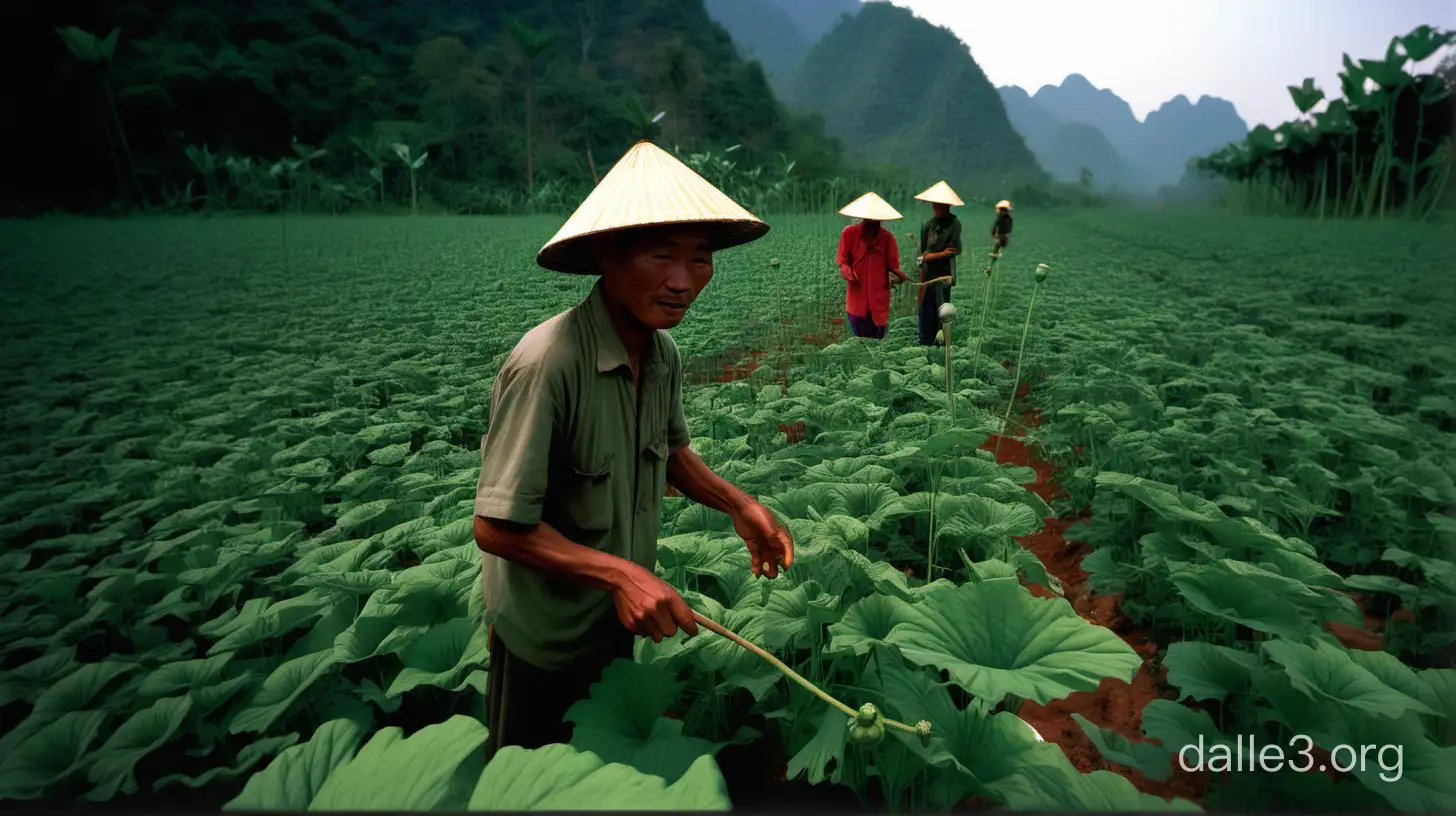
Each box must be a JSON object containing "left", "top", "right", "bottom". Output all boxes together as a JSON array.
[
  {"left": 914, "top": 181, "right": 964, "bottom": 207},
  {"left": 838, "top": 191, "right": 903, "bottom": 221},
  {"left": 537, "top": 141, "right": 769, "bottom": 274}
]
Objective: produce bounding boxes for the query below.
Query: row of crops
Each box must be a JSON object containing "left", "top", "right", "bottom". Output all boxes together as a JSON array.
[{"left": 0, "top": 211, "right": 1452, "bottom": 809}]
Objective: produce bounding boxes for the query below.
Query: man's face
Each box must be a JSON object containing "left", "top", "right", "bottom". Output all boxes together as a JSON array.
[
  {"left": 597, "top": 225, "right": 714, "bottom": 330},
  {"left": 933, "top": 203, "right": 950, "bottom": 218}
]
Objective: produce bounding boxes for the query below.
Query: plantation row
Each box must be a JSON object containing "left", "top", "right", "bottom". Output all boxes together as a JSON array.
[{"left": 0, "top": 212, "right": 1451, "bottom": 809}]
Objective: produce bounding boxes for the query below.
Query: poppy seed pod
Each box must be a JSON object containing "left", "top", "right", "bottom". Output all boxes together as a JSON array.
[
  {"left": 848, "top": 702, "right": 885, "bottom": 747},
  {"left": 938, "top": 303, "right": 958, "bottom": 324},
  {"left": 916, "top": 720, "right": 933, "bottom": 747},
  {"left": 770, "top": 258, "right": 779, "bottom": 267},
  {"left": 1035, "top": 263, "right": 1049, "bottom": 283}
]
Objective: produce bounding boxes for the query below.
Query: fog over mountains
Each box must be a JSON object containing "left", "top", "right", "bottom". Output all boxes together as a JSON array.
[
  {"left": 704, "top": 1, "right": 1251, "bottom": 196},
  {"left": 999, "top": 74, "right": 1249, "bottom": 193}
]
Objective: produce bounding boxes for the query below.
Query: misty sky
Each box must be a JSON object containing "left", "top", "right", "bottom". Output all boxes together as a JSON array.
[{"left": 885, "top": 0, "right": 1456, "bottom": 128}]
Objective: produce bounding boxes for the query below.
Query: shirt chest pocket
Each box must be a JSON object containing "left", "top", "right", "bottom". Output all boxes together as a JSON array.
[{"left": 565, "top": 451, "right": 615, "bottom": 533}]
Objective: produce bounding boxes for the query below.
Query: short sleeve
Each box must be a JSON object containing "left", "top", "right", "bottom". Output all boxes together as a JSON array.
[
  {"left": 948, "top": 219, "right": 963, "bottom": 252},
  {"left": 666, "top": 343, "right": 691, "bottom": 452},
  {"left": 475, "top": 355, "right": 561, "bottom": 525}
]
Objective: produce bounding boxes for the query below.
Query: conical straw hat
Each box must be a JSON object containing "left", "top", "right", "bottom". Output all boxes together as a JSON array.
[
  {"left": 537, "top": 140, "right": 769, "bottom": 274},
  {"left": 838, "top": 192, "right": 902, "bottom": 221},
  {"left": 914, "top": 180, "right": 964, "bottom": 206}
]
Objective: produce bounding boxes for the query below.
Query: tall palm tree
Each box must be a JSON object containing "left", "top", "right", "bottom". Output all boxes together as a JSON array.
[{"left": 507, "top": 19, "right": 552, "bottom": 197}]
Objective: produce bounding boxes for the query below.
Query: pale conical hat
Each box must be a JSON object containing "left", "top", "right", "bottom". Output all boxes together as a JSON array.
[
  {"left": 537, "top": 140, "right": 769, "bottom": 274},
  {"left": 914, "top": 180, "right": 964, "bottom": 206},
  {"left": 838, "top": 192, "right": 902, "bottom": 221}
]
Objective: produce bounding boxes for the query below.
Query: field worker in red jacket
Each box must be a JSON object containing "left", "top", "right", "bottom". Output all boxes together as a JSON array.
[
  {"left": 473, "top": 140, "right": 794, "bottom": 762},
  {"left": 836, "top": 192, "right": 910, "bottom": 339}
]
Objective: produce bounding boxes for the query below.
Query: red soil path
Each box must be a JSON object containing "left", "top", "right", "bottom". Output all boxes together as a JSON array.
[
  {"left": 979, "top": 362, "right": 1403, "bottom": 805},
  {"left": 981, "top": 387, "right": 1212, "bottom": 805}
]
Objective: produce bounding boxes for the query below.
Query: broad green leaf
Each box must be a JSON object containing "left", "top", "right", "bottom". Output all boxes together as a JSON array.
[
  {"left": 1254, "top": 669, "right": 1456, "bottom": 810},
  {"left": 470, "top": 743, "right": 732, "bottom": 810},
  {"left": 0, "top": 710, "right": 108, "bottom": 800},
  {"left": 3, "top": 660, "right": 139, "bottom": 753},
  {"left": 386, "top": 617, "right": 490, "bottom": 696},
  {"left": 154, "top": 734, "right": 299, "bottom": 791},
  {"left": 990, "top": 760, "right": 1201, "bottom": 811},
  {"left": 229, "top": 648, "right": 340, "bottom": 734},
  {"left": 1161, "top": 642, "right": 1260, "bottom": 701},
  {"left": 1138, "top": 699, "right": 1232, "bottom": 759},
  {"left": 1071, "top": 713, "right": 1171, "bottom": 781},
  {"left": 309, "top": 716, "right": 487, "bottom": 810},
  {"left": 86, "top": 695, "right": 195, "bottom": 800},
  {"left": 1263, "top": 638, "right": 1440, "bottom": 719},
  {"left": 784, "top": 705, "right": 848, "bottom": 785},
  {"left": 1170, "top": 560, "right": 1329, "bottom": 640},
  {"left": 0, "top": 647, "right": 79, "bottom": 707},
  {"left": 225, "top": 718, "right": 367, "bottom": 810},
  {"left": 138, "top": 654, "right": 234, "bottom": 698},
  {"left": 834, "top": 579, "right": 1140, "bottom": 705},
  {"left": 565, "top": 659, "right": 723, "bottom": 784},
  {"left": 869, "top": 648, "right": 1065, "bottom": 807}
]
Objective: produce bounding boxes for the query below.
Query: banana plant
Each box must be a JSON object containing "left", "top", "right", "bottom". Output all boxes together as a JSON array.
[
  {"left": 1313, "top": 99, "right": 1355, "bottom": 218},
  {"left": 1359, "top": 39, "right": 1414, "bottom": 221},
  {"left": 1397, "top": 26, "right": 1456, "bottom": 215},
  {"left": 184, "top": 144, "right": 223, "bottom": 212},
  {"left": 1287, "top": 79, "right": 1330, "bottom": 218},
  {"left": 55, "top": 26, "right": 140, "bottom": 203},
  {"left": 506, "top": 18, "right": 552, "bottom": 197},
  {"left": 391, "top": 144, "right": 429, "bottom": 215},
  {"left": 289, "top": 137, "right": 329, "bottom": 212}
]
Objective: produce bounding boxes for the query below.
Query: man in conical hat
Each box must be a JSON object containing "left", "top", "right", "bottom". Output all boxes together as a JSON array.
[
  {"left": 991, "top": 199, "right": 1014, "bottom": 257},
  {"left": 473, "top": 140, "right": 794, "bottom": 760},
  {"left": 913, "top": 181, "right": 964, "bottom": 346},
  {"left": 837, "top": 192, "right": 910, "bottom": 340}
]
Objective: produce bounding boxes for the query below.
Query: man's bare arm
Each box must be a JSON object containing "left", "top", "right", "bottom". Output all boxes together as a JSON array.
[
  {"left": 475, "top": 515, "right": 631, "bottom": 591},
  {"left": 667, "top": 446, "right": 793, "bottom": 578},
  {"left": 666, "top": 446, "right": 752, "bottom": 515},
  {"left": 474, "top": 516, "right": 698, "bottom": 639}
]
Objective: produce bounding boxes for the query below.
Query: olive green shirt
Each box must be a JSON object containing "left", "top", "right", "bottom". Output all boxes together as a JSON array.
[{"left": 475, "top": 280, "right": 691, "bottom": 670}]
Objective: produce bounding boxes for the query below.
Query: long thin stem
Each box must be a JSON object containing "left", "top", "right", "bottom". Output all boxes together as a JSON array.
[
  {"left": 996, "top": 282, "right": 1041, "bottom": 459},
  {"left": 691, "top": 610, "right": 920, "bottom": 735}
]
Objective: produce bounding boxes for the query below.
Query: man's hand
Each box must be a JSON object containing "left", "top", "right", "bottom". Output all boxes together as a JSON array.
[
  {"left": 732, "top": 501, "right": 794, "bottom": 578},
  {"left": 610, "top": 562, "right": 699, "bottom": 642}
]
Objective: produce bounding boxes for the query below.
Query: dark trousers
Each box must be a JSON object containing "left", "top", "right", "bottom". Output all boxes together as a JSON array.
[
  {"left": 483, "top": 621, "right": 635, "bottom": 762},
  {"left": 918, "top": 282, "right": 950, "bottom": 345},
  {"left": 847, "top": 312, "right": 886, "bottom": 339}
]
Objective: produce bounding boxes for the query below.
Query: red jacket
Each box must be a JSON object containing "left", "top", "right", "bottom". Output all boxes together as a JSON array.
[{"left": 837, "top": 222, "right": 901, "bottom": 326}]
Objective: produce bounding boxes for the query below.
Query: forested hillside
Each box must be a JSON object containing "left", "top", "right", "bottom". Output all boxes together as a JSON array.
[
  {"left": 703, "top": 0, "right": 860, "bottom": 92},
  {"left": 7, "top": 0, "right": 845, "bottom": 215},
  {"left": 791, "top": 2, "right": 1046, "bottom": 191}
]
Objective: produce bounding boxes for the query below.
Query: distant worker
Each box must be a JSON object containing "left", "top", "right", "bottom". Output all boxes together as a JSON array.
[
  {"left": 837, "top": 192, "right": 910, "bottom": 340},
  {"left": 914, "top": 181, "right": 963, "bottom": 346},
  {"left": 991, "top": 199, "right": 1014, "bottom": 257}
]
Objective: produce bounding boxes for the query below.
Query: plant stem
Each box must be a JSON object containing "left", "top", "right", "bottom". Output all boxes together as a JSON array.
[
  {"left": 1407, "top": 101, "right": 1425, "bottom": 218},
  {"left": 996, "top": 282, "right": 1040, "bottom": 459},
  {"left": 691, "top": 610, "right": 920, "bottom": 735}
]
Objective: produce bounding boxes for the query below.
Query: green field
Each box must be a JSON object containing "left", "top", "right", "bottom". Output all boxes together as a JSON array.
[{"left": 1, "top": 211, "right": 1453, "bottom": 811}]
